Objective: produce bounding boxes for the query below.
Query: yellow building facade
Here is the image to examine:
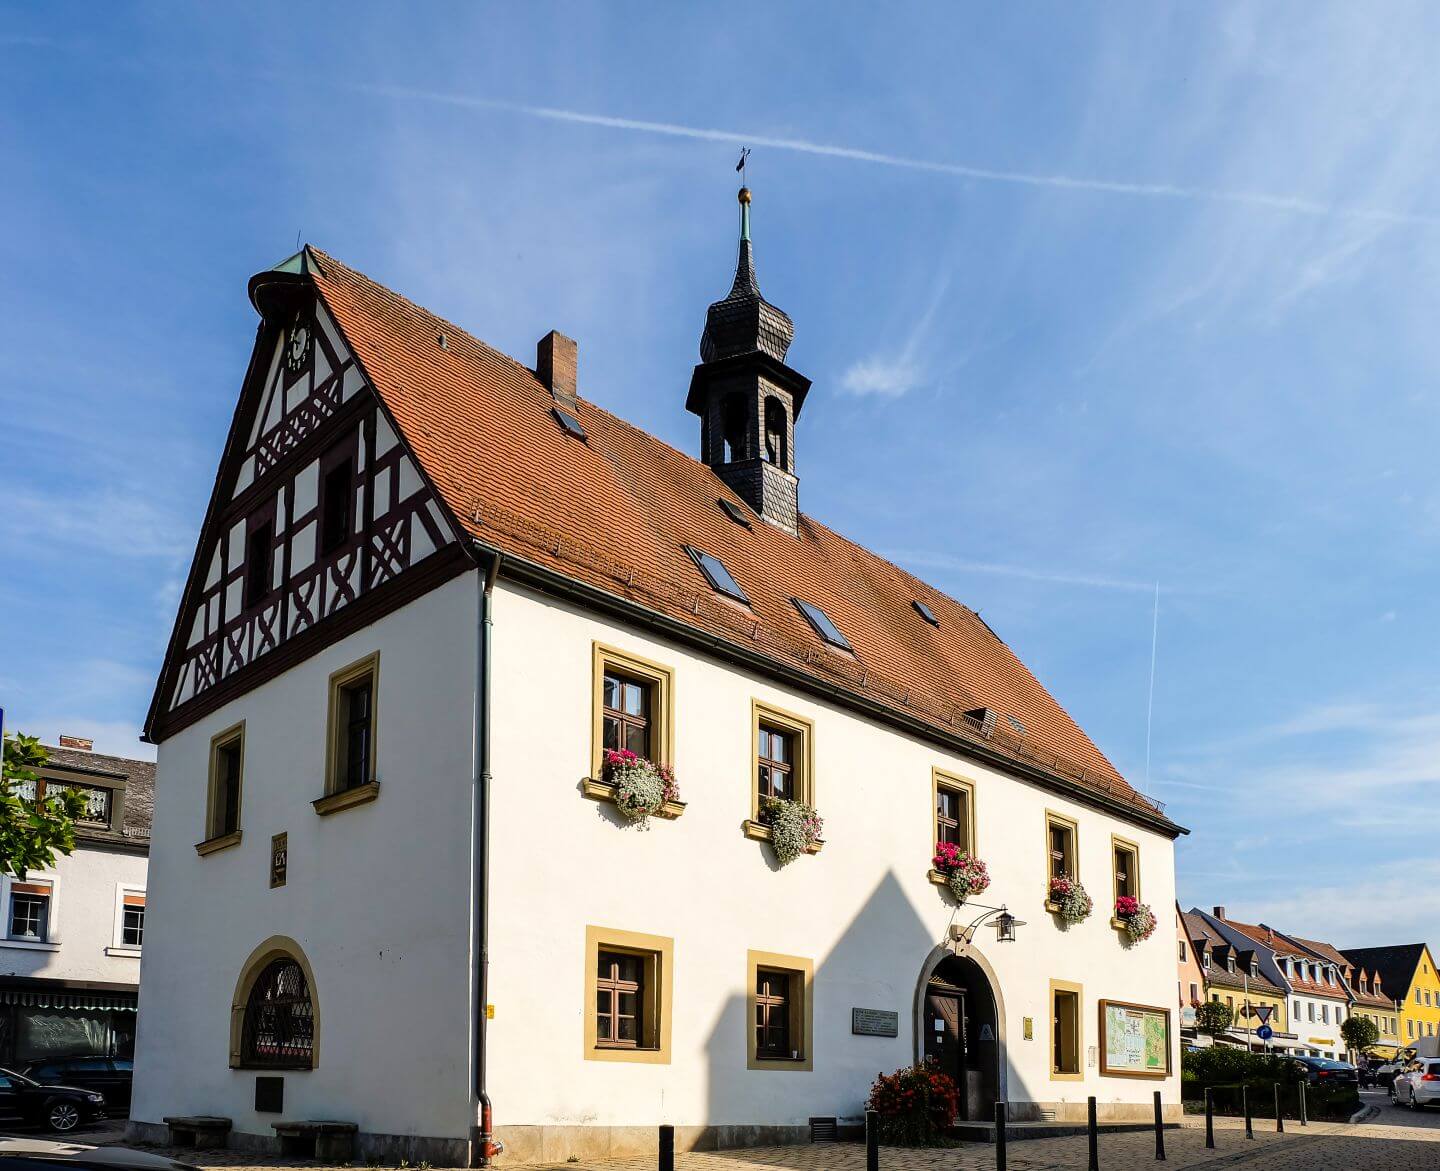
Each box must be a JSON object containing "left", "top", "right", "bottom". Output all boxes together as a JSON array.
[{"left": 1400, "top": 945, "right": 1440, "bottom": 1046}]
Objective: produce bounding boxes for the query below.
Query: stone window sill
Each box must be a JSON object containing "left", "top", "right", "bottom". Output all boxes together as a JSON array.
[
  {"left": 741, "top": 819, "right": 824, "bottom": 855},
  {"left": 105, "top": 946, "right": 142, "bottom": 958},
  {"left": 195, "top": 830, "right": 242, "bottom": 856},
  {"left": 313, "top": 780, "right": 381, "bottom": 816},
  {"left": 581, "top": 777, "right": 685, "bottom": 819},
  {"left": 1, "top": 939, "right": 59, "bottom": 952}
]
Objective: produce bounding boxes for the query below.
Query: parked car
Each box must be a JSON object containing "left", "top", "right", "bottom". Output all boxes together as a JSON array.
[
  {"left": 20, "top": 1058, "right": 132, "bottom": 1111},
  {"left": 1291, "top": 1055, "right": 1359, "bottom": 1085},
  {"left": 1391, "top": 1058, "right": 1440, "bottom": 1110},
  {"left": 0, "top": 1139, "right": 196, "bottom": 1171},
  {"left": 0, "top": 1069, "right": 107, "bottom": 1133}
]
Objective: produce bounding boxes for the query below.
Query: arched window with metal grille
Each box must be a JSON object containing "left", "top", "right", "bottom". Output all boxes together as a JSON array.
[{"left": 239, "top": 957, "right": 314, "bottom": 1069}]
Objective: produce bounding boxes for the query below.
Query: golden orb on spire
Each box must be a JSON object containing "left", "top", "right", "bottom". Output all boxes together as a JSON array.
[{"left": 738, "top": 186, "right": 752, "bottom": 205}]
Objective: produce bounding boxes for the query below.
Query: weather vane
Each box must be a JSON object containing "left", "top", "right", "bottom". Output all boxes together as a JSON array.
[{"left": 735, "top": 147, "right": 750, "bottom": 186}]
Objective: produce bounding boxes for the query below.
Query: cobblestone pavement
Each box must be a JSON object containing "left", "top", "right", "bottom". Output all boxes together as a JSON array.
[{"left": 9, "top": 1113, "right": 1440, "bottom": 1170}]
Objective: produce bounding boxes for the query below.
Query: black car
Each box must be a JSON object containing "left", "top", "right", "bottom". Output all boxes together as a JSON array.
[
  {"left": 0, "top": 1069, "right": 107, "bottom": 1133},
  {"left": 20, "top": 1059, "right": 132, "bottom": 1111},
  {"left": 0, "top": 1144, "right": 197, "bottom": 1171},
  {"left": 1292, "top": 1055, "right": 1359, "bottom": 1085}
]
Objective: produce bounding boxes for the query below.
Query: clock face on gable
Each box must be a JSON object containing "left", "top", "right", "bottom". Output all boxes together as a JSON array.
[{"left": 285, "top": 323, "right": 310, "bottom": 373}]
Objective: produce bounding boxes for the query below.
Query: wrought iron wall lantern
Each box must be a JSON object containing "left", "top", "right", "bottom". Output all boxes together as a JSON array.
[{"left": 949, "top": 903, "right": 1025, "bottom": 952}]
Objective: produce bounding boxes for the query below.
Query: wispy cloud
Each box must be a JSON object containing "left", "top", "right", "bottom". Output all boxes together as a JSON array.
[
  {"left": 347, "top": 83, "right": 1440, "bottom": 229},
  {"left": 0, "top": 487, "right": 189, "bottom": 561},
  {"left": 840, "top": 271, "right": 953, "bottom": 399},
  {"left": 887, "top": 549, "right": 1157, "bottom": 593}
]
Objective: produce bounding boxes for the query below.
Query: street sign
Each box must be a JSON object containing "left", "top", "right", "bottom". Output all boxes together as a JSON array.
[
  {"left": 1252, "top": 1005, "right": 1274, "bottom": 1024},
  {"left": 1257, "top": 1025, "right": 1274, "bottom": 1041}
]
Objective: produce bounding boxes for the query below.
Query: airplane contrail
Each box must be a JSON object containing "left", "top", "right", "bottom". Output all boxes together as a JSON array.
[{"left": 352, "top": 82, "right": 1440, "bottom": 228}]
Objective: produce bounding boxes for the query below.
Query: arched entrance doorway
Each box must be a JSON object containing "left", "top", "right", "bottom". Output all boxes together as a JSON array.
[{"left": 917, "top": 950, "right": 1001, "bottom": 1121}]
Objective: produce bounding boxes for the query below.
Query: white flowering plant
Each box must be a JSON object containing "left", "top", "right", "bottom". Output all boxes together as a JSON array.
[
  {"left": 1047, "top": 875, "right": 1093, "bottom": 924},
  {"left": 603, "top": 749, "right": 679, "bottom": 827},
  {"left": 759, "top": 797, "right": 824, "bottom": 865}
]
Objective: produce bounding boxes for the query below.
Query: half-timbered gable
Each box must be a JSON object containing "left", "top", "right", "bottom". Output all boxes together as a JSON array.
[{"left": 148, "top": 251, "right": 461, "bottom": 738}]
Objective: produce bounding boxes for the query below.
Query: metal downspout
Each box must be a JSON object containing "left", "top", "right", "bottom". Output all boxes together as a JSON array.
[{"left": 472, "top": 551, "right": 501, "bottom": 1166}]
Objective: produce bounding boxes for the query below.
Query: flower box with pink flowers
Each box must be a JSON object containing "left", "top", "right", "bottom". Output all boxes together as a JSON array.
[
  {"left": 580, "top": 749, "right": 685, "bottom": 825},
  {"left": 928, "top": 841, "right": 991, "bottom": 903}
]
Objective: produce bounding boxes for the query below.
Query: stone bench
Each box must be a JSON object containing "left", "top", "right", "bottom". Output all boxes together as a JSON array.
[
  {"left": 273, "top": 1119, "right": 359, "bottom": 1162},
  {"left": 161, "top": 1116, "right": 233, "bottom": 1149}
]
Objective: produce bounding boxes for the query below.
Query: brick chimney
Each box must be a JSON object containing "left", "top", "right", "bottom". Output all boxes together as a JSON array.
[
  {"left": 536, "top": 331, "right": 578, "bottom": 412},
  {"left": 58, "top": 735, "right": 93, "bottom": 751},
  {"left": 1212, "top": 905, "right": 1226, "bottom": 920}
]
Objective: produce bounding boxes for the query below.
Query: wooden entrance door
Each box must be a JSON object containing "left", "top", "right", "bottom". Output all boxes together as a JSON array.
[{"left": 923, "top": 988, "right": 969, "bottom": 1119}]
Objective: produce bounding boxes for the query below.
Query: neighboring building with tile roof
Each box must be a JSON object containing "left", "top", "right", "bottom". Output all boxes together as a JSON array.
[
  {"left": 1344, "top": 944, "right": 1440, "bottom": 1050},
  {"left": 1181, "top": 910, "right": 1292, "bottom": 1051},
  {"left": 0, "top": 738, "right": 151, "bottom": 1069},
  {"left": 131, "top": 194, "right": 1186, "bottom": 1164}
]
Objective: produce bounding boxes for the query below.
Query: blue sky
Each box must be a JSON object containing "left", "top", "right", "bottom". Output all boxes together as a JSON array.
[{"left": 3, "top": 3, "right": 1437, "bottom": 948}]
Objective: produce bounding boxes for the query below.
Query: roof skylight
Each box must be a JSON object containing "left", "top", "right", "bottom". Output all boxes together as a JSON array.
[
  {"left": 793, "top": 597, "right": 852, "bottom": 651},
  {"left": 684, "top": 545, "right": 749, "bottom": 605},
  {"left": 912, "top": 600, "right": 939, "bottom": 626},
  {"left": 718, "top": 498, "right": 753, "bottom": 529},
  {"left": 1005, "top": 714, "right": 1026, "bottom": 735},
  {"left": 552, "top": 407, "right": 587, "bottom": 440}
]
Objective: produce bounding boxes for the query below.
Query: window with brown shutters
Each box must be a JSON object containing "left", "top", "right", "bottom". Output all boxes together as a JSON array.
[
  {"left": 602, "top": 672, "right": 651, "bottom": 759},
  {"left": 757, "top": 724, "right": 793, "bottom": 803},
  {"left": 596, "top": 950, "right": 645, "bottom": 1049},
  {"left": 755, "top": 969, "right": 792, "bottom": 1059}
]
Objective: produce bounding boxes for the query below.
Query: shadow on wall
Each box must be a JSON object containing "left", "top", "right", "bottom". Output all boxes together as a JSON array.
[{"left": 700, "top": 867, "right": 1037, "bottom": 1146}]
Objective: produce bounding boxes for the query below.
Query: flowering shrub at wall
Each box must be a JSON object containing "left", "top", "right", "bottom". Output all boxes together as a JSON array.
[
  {"left": 866, "top": 1060, "right": 960, "bottom": 1146},
  {"left": 1114, "top": 895, "right": 1157, "bottom": 943},
  {"left": 931, "top": 841, "right": 991, "bottom": 902},
  {"left": 603, "top": 749, "right": 679, "bottom": 826},
  {"left": 1048, "top": 875, "right": 1093, "bottom": 924},
  {"left": 759, "top": 797, "right": 824, "bottom": 865}
]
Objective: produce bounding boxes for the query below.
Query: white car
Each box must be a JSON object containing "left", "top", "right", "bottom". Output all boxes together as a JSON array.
[{"left": 1391, "top": 1058, "right": 1440, "bottom": 1109}]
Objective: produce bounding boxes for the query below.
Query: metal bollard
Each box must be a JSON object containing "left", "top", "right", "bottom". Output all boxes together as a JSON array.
[
  {"left": 1204, "top": 1087, "right": 1215, "bottom": 1149},
  {"left": 658, "top": 1124, "right": 674, "bottom": 1171},
  {"left": 1274, "top": 1082, "right": 1284, "bottom": 1132},
  {"left": 1153, "top": 1089, "right": 1165, "bottom": 1161},
  {"left": 1087, "top": 1095, "right": 1099, "bottom": 1171},
  {"left": 1243, "top": 1085, "right": 1253, "bottom": 1139},
  {"left": 865, "top": 1108, "right": 878, "bottom": 1171},
  {"left": 1298, "top": 1079, "right": 1307, "bottom": 1127},
  {"left": 994, "top": 1101, "right": 1007, "bottom": 1171}
]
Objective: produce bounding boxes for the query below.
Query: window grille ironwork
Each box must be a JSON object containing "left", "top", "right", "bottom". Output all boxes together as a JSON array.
[{"left": 240, "top": 958, "right": 314, "bottom": 1068}]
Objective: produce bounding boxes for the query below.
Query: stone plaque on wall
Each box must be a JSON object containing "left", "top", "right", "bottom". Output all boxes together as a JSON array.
[
  {"left": 851, "top": 1007, "right": 899, "bottom": 1037},
  {"left": 270, "top": 832, "right": 288, "bottom": 888}
]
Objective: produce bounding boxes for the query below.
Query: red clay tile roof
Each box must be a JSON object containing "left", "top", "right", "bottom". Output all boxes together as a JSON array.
[
  {"left": 1221, "top": 918, "right": 1349, "bottom": 1000},
  {"left": 304, "top": 248, "right": 1177, "bottom": 833}
]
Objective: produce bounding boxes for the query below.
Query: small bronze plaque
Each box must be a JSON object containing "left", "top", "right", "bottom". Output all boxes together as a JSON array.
[{"left": 270, "top": 832, "right": 288, "bottom": 888}]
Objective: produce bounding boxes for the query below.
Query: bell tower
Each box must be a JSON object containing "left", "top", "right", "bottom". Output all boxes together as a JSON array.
[{"left": 686, "top": 186, "right": 811, "bottom": 534}]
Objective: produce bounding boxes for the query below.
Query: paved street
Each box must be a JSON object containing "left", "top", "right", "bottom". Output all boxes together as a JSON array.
[{"left": 2, "top": 1109, "right": 1436, "bottom": 1171}]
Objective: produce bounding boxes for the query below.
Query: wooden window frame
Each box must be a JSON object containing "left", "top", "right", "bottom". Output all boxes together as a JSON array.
[
  {"left": 932, "top": 769, "right": 975, "bottom": 852},
  {"left": 1110, "top": 834, "right": 1140, "bottom": 927},
  {"left": 1044, "top": 810, "right": 1079, "bottom": 908},
  {"left": 583, "top": 926, "right": 673, "bottom": 1065},
  {"left": 317, "top": 432, "right": 359, "bottom": 557},
  {"left": 589, "top": 643, "right": 674, "bottom": 780},
  {"left": 197, "top": 721, "right": 245, "bottom": 855},
  {"left": 747, "top": 950, "right": 813, "bottom": 1071},
  {"left": 743, "top": 700, "right": 820, "bottom": 852},
  {"left": 1050, "top": 979, "right": 1083, "bottom": 1081},
  {"left": 316, "top": 652, "right": 381, "bottom": 815}
]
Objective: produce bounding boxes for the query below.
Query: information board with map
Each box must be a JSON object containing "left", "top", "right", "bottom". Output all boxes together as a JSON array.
[{"left": 1098, "top": 1000, "right": 1171, "bottom": 1078}]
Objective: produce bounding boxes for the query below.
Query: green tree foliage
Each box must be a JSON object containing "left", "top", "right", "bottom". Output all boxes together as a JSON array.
[
  {"left": 1195, "top": 999, "right": 1234, "bottom": 1035},
  {"left": 1, "top": 734, "right": 84, "bottom": 879},
  {"left": 1341, "top": 1014, "right": 1380, "bottom": 1054}
]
